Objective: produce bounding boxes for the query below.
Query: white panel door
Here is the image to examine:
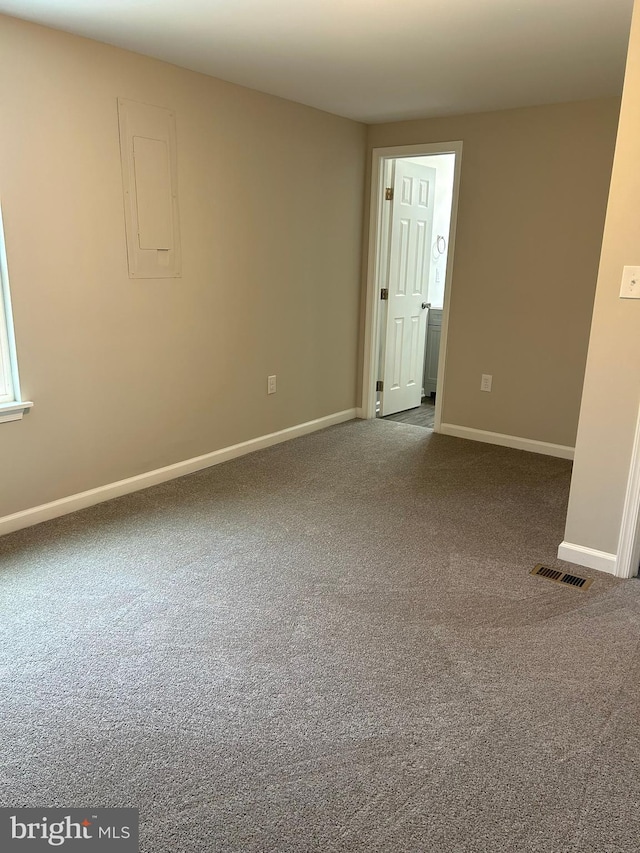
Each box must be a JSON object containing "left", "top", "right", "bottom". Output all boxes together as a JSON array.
[{"left": 381, "top": 160, "right": 436, "bottom": 416}]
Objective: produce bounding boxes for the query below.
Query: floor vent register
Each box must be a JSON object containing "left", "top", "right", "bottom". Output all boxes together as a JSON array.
[{"left": 530, "top": 563, "right": 593, "bottom": 590}]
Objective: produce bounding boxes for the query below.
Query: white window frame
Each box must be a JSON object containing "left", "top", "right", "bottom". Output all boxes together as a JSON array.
[{"left": 0, "top": 202, "right": 32, "bottom": 423}]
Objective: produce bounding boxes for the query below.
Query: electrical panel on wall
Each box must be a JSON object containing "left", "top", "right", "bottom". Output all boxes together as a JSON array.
[{"left": 117, "top": 98, "right": 181, "bottom": 279}]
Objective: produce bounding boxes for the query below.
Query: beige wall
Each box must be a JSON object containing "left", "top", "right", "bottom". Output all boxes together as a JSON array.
[
  {"left": 564, "top": 2, "right": 640, "bottom": 555},
  {"left": 0, "top": 15, "right": 365, "bottom": 518},
  {"left": 366, "top": 99, "right": 620, "bottom": 447}
]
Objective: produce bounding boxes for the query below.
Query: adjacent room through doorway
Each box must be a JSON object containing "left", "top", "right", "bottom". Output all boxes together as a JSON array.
[
  {"left": 362, "top": 143, "right": 461, "bottom": 432},
  {"left": 381, "top": 153, "right": 454, "bottom": 429}
]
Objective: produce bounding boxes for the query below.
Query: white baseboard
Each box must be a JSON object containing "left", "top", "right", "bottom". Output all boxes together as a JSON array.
[
  {"left": 355, "top": 407, "right": 366, "bottom": 419},
  {"left": 557, "top": 541, "right": 617, "bottom": 576},
  {"left": 0, "top": 408, "right": 357, "bottom": 538},
  {"left": 439, "top": 423, "right": 574, "bottom": 460}
]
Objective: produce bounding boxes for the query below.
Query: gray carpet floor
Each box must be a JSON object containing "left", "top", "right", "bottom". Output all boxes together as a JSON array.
[{"left": 1, "top": 419, "right": 638, "bottom": 852}]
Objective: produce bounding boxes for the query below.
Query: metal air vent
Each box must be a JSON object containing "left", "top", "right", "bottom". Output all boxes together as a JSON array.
[{"left": 530, "top": 563, "right": 593, "bottom": 590}]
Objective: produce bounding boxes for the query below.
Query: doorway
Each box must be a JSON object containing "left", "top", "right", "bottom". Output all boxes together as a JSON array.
[{"left": 361, "top": 142, "right": 463, "bottom": 431}]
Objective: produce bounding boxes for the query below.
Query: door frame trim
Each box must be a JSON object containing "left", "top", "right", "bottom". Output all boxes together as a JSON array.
[
  {"left": 362, "top": 141, "right": 463, "bottom": 428},
  {"left": 613, "top": 401, "right": 640, "bottom": 577}
]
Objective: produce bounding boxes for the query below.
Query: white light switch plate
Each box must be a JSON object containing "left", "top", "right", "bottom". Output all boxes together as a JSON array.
[{"left": 620, "top": 266, "right": 640, "bottom": 298}]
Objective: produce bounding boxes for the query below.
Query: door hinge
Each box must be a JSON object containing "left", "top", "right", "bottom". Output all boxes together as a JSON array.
[
  {"left": 380, "top": 288, "right": 389, "bottom": 300},
  {"left": 376, "top": 380, "right": 384, "bottom": 392},
  {"left": 385, "top": 187, "right": 394, "bottom": 201}
]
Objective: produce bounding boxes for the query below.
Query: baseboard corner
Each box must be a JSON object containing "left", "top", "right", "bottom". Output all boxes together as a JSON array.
[{"left": 557, "top": 541, "right": 617, "bottom": 576}]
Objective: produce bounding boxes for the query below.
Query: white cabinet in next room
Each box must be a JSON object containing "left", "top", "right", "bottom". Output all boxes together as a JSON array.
[{"left": 423, "top": 308, "right": 442, "bottom": 397}]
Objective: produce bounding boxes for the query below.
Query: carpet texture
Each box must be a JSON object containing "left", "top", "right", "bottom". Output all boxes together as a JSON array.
[{"left": 1, "top": 419, "right": 638, "bottom": 852}]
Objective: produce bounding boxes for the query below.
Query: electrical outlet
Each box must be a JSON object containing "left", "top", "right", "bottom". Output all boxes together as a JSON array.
[
  {"left": 620, "top": 266, "right": 640, "bottom": 298},
  {"left": 267, "top": 375, "right": 277, "bottom": 395},
  {"left": 480, "top": 374, "right": 492, "bottom": 392}
]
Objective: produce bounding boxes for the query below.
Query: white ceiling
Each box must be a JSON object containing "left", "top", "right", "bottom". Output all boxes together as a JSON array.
[{"left": 0, "top": 0, "right": 634, "bottom": 123}]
